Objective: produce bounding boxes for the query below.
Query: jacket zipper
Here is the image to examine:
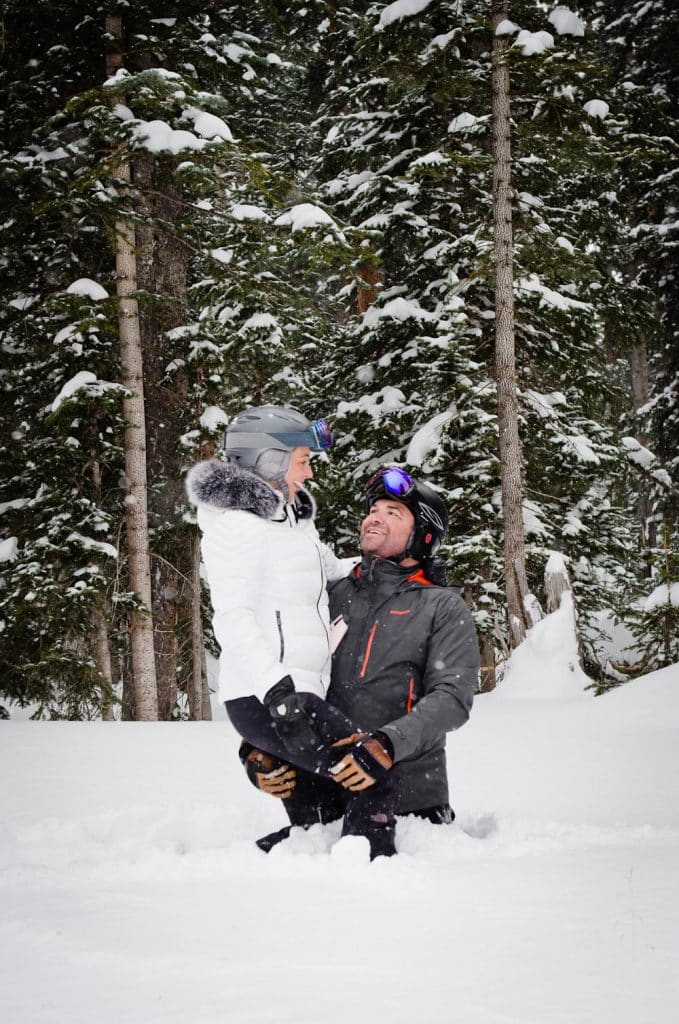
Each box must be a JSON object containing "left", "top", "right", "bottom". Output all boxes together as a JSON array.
[
  {"left": 275, "top": 610, "right": 284, "bottom": 663},
  {"left": 352, "top": 565, "right": 423, "bottom": 682},
  {"left": 312, "top": 543, "right": 330, "bottom": 646},
  {"left": 406, "top": 677, "right": 415, "bottom": 713},
  {"left": 359, "top": 621, "right": 378, "bottom": 679}
]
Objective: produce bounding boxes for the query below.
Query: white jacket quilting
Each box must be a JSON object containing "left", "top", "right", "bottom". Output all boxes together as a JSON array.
[{"left": 186, "top": 459, "right": 352, "bottom": 703}]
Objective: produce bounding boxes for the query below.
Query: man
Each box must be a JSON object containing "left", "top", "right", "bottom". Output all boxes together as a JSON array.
[{"left": 243, "top": 466, "right": 480, "bottom": 857}]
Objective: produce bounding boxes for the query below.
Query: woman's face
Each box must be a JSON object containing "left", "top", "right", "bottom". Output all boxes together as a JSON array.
[{"left": 285, "top": 447, "right": 313, "bottom": 500}]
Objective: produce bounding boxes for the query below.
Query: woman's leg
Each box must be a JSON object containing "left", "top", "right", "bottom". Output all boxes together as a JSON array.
[
  {"left": 225, "top": 692, "right": 360, "bottom": 774},
  {"left": 226, "top": 694, "right": 399, "bottom": 855}
]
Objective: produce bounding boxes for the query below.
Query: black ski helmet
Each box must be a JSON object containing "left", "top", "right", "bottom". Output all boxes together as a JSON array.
[
  {"left": 365, "top": 467, "right": 449, "bottom": 561},
  {"left": 224, "top": 405, "right": 332, "bottom": 495}
]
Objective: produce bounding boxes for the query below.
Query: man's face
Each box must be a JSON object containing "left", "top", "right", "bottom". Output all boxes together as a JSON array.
[
  {"left": 285, "top": 446, "right": 313, "bottom": 499},
  {"left": 359, "top": 498, "right": 415, "bottom": 560}
]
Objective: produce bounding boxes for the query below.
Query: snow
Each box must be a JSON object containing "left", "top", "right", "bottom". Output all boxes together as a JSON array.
[
  {"left": 447, "top": 111, "right": 478, "bottom": 133},
  {"left": 240, "top": 312, "right": 280, "bottom": 332},
  {"left": 545, "top": 550, "right": 568, "bottom": 576},
  {"left": 230, "top": 203, "right": 271, "bottom": 222},
  {"left": 50, "top": 372, "right": 123, "bottom": 413},
  {"left": 514, "top": 30, "right": 555, "bottom": 56},
  {"left": 65, "top": 278, "right": 108, "bottom": 301},
  {"left": 182, "top": 107, "right": 234, "bottom": 142},
  {"left": 522, "top": 497, "right": 549, "bottom": 536},
  {"left": 2, "top": 651, "right": 678, "bottom": 1023},
  {"left": 583, "top": 99, "right": 610, "bottom": 120},
  {"left": 560, "top": 432, "right": 601, "bottom": 464},
  {"left": 375, "top": 0, "right": 434, "bottom": 31},
  {"left": 501, "top": 594, "right": 591, "bottom": 698},
  {"left": 408, "top": 150, "right": 448, "bottom": 168},
  {"left": 644, "top": 583, "right": 679, "bottom": 612},
  {"left": 7, "top": 293, "right": 36, "bottom": 311},
  {"left": 50, "top": 371, "right": 98, "bottom": 412},
  {"left": 362, "top": 296, "right": 436, "bottom": 326},
  {"left": 517, "top": 274, "right": 590, "bottom": 311},
  {"left": 621, "top": 435, "right": 655, "bottom": 468},
  {"left": 0, "top": 536, "right": 18, "bottom": 562},
  {"left": 495, "top": 19, "right": 520, "bottom": 36},
  {"left": 210, "top": 247, "right": 234, "bottom": 264},
  {"left": 273, "top": 203, "right": 336, "bottom": 232},
  {"left": 406, "top": 409, "right": 455, "bottom": 466},
  {"left": 199, "top": 406, "right": 229, "bottom": 432},
  {"left": 112, "top": 103, "right": 134, "bottom": 121},
  {"left": 131, "top": 119, "right": 207, "bottom": 155},
  {"left": 548, "top": 6, "right": 585, "bottom": 36},
  {"left": 65, "top": 532, "right": 118, "bottom": 559}
]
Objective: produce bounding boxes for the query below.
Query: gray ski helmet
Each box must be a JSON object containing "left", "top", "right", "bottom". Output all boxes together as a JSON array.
[
  {"left": 365, "top": 467, "right": 449, "bottom": 561},
  {"left": 223, "top": 405, "right": 333, "bottom": 486}
]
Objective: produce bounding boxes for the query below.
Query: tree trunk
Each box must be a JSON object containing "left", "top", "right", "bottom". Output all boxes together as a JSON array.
[
  {"left": 491, "top": 1, "right": 531, "bottom": 649},
  {"left": 94, "top": 605, "right": 115, "bottom": 720},
  {"left": 134, "top": 150, "right": 190, "bottom": 719},
  {"left": 91, "top": 459, "right": 115, "bottom": 720},
  {"left": 114, "top": 173, "right": 159, "bottom": 720},
  {"left": 544, "top": 553, "right": 584, "bottom": 669},
  {"left": 107, "top": 14, "right": 158, "bottom": 720},
  {"left": 189, "top": 533, "right": 211, "bottom": 720},
  {"left": 478, "top": 636, "right": 497, "bottom": 693},
  {"left": 630, "top": 340, "right": 655, "bottom": 567}
]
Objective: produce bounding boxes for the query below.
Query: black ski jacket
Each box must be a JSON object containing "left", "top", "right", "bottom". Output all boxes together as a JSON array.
[{"left": 327, "top": 556, "right": 480, "bottom": 814}]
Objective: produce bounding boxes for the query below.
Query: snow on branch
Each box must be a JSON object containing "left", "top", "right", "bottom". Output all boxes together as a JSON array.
[
  {"left": 621, "top": 437, "right": 677, "bottom": 494},
  {"left": 548, "top": 7, "right": 585, "bottom": 37},
  {"left": 375, "top": 0, "right": 434, "bottom": 31}
]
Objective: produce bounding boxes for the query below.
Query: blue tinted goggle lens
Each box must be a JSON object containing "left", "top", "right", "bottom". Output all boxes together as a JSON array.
[
  {"left": 368, "top": 467, "right": 414, "bottom": 497},
  {"left": 311, "top": 418, "right": 333, "bottom": 450}
]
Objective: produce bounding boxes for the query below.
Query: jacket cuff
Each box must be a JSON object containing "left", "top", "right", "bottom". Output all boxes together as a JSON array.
[{"left": 378, "top": 724, "right": 407, "bottom": 763}]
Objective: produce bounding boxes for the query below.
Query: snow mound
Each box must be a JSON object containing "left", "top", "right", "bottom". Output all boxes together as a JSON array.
[{"left": 499, "top": 593, "right": 592, "bottom": 699}]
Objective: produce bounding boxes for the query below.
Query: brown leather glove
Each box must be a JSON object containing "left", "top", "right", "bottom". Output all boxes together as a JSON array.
[
  {"left": 329, "top": 732, "right": 393, "bottom": 792},
  {"left": 244, "top": 748, "right": 297, "bottom": 798}
]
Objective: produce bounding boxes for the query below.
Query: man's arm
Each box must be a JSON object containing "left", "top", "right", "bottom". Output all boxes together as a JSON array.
[{"left": 379, "top": 592, "right": 480, "bottom": 763}]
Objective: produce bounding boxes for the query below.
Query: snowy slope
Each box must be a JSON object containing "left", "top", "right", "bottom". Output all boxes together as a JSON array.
[{"left": 1, "top": 663, "right": 678, "bottom": 1024}]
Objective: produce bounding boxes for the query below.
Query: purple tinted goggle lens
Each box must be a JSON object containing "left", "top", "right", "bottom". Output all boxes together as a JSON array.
[
  {"left": 368, "top": 467, "right": 414, "bottom": 497},
  {"left": 311, "top": 418, "right": 333, "bottom": 450}
]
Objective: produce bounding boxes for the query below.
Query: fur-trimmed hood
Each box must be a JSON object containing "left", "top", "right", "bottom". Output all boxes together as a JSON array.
[{"left": 185, "top": 459, "right": 316, "bottom": 521}]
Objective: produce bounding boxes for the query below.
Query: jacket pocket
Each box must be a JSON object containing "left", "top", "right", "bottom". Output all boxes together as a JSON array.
[{"left": 275, "top": 610, "right": 284, "bottom": 663}]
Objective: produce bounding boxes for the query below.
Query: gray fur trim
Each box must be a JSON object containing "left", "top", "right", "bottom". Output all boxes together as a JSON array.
[{"left": 185, "top": 459, "right": 315, "bottom": 521}]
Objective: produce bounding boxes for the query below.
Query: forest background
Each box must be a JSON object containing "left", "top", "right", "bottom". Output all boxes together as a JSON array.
[{"left": 0, "top": 0, "right": 677, "bottom": 721}]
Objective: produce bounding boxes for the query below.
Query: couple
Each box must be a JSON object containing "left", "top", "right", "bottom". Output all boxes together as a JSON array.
[{"left": 187, "top": 406, "right": 480, "bottom": 859}]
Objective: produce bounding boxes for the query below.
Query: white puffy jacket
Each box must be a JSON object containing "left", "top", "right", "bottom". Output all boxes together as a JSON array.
[{"left": 186, "top": 459, "right": 353, "bottom": 703}]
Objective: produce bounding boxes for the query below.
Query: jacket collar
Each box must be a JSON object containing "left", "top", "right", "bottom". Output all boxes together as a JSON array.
[
  {"left": 353, "top": 554, "right": 432, "bottom": 588},
  {"left": 186, "top": 459, "right": 315, "bottom": 522}
]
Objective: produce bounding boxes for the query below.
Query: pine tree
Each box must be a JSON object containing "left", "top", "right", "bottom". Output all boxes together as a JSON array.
[
  {"left": 0, "top": 1, "right": 342, "bottom": 716},
  {"left": 297, "top": 1, "right": 644, "bottom": 680}
]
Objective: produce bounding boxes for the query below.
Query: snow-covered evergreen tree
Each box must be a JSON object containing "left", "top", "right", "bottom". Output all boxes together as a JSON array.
[
  {"left": 297, "top": 1, "right": 645, "bottom": 680},
  {"left": 0, "top": 1, "right": 343, "bottom": 716}
]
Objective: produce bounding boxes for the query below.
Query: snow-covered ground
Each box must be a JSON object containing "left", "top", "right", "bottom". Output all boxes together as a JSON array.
[{"left": 2, "top": 659, "right": 678, "bottom": 1022}]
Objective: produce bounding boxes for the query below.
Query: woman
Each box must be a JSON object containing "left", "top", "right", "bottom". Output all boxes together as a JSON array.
[{"left": 186, "top": 406, "right": 395, "bottom": 854}]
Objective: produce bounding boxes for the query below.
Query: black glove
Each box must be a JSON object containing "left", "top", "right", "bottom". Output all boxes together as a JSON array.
[
  {"left": 263, "top": 676, "right": 320, "bottom": 756},
  {"left": 330, "top": 731, "right": 394, "bottom": 791}
]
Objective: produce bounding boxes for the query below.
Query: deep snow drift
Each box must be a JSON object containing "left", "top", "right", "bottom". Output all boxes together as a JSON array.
[{"left": 2, "top": 658, "right": 678, "bottom": 1023}]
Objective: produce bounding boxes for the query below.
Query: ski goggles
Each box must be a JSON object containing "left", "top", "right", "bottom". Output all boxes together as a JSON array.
[
  {"left": 309, "top": 418, "right": 333, "bottom": 451},
  {"left": 366, "top": 466, "right": 415, "bottom": 498}
]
